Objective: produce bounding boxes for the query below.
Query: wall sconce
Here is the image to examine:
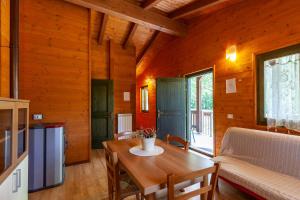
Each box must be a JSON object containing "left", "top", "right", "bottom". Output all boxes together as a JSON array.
[
  {"left": 146, "top": 76, "right": 154, "bottom": 84},
  {"left": 226, "top": 45, "right": 237, "bottom": 62}
]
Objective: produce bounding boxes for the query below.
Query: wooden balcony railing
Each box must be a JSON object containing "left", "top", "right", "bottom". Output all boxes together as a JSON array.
[{"left": 191, "top": 109, "right": 213, "bottom": 137}]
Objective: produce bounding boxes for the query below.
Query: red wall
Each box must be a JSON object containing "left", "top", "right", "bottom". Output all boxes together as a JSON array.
[{"left": 136, "top": 0, "right": 300, "bottom": 154}]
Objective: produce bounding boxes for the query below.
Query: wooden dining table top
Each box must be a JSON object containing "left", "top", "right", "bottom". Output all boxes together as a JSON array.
[{"left": 105, "top": 138, "right": 215, "bottom": 196}]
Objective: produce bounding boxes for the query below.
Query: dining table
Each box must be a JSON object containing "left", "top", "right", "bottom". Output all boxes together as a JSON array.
[{"left": 105, "top": 138, "right": 215, "bottom": 200}]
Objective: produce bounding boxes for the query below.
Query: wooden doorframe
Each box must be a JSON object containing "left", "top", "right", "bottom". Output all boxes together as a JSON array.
[{"left": 185, "top": 66, "right": 216, "bottom": 156}]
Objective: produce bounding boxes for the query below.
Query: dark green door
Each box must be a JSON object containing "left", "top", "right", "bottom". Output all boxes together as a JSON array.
[
  {"left": 156, "top": 78, "right": 186, "bottom": 140},
  {"left": 92, "top": 80, "right": 114, "bottom": 149}
]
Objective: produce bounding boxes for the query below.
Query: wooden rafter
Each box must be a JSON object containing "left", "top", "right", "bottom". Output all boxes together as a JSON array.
[
  {"left": 137, "top": 31, "right": 159, "bottom": 64},
  {"left": 122, "top": 0, "right": 163, "bottom": 49},
  {"left": 98, "top": 13, "right": 108, "bottom": 44},
  {"left": 169, "top": 0, "right": 234, "bottom": 19},
  {"left": 64, "top": 0, "right": 187, "bottom": 36},
  {"left": 142, "top": 0, "right": 164, "bottom": 10},
  {"left": 122, "top": 23, "right": 138, "bottom": 49}
]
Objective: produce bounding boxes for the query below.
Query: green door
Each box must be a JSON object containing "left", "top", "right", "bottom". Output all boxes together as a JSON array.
[
  {"left": 156, "top": 78, "right": 186, "bottom": 140},
  {"left": 92, "top": 80, "right": 114, "bottom": 149}
]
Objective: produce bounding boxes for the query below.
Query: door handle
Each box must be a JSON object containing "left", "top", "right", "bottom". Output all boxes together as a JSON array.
[
  {"left": 12, "top": 172, "right": 18, "bottom": 193},
  {"left": 157, "top": 109, "right": 164, "bottom": 118},
  {"left": 17, "top": 169, "right": 21, "bottom": 188}
]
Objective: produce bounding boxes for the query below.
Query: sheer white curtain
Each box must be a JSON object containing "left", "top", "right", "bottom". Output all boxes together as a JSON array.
[{"left": 264, "top": 53, "right": 300, "bottom": 131}]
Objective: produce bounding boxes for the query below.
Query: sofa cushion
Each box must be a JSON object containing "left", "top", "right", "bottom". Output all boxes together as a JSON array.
[
  {"left": 214, "top": 156, "right": 300, "bottom": 200},
  {"left": 220, "top": 127, "right": 300, "bottom": 179}
]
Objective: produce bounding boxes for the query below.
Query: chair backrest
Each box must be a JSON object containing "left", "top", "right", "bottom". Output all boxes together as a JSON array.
[
  {"left": 114, "top": 131, "right": 138, "bottom": 141},
  {"left": 166, "top": 134, "right": 189, "bottom": 151},
  {"left": 167, "top": 163, "right": 220, "bottom": 200},
  {"left": 103, "top": 142, "right": 119, "bottom": 187}
]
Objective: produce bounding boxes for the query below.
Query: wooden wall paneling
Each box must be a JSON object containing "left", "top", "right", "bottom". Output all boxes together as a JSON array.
[
  {"left": 136, "top": 0, "right": 300, "bottom": 155},
  {"left": 20, "top": 0, "right": 90, "bottom": 164},
  {"left": 105, "top": 16, "right": 130, "bottom": 45},
  {"left": 0, "top": 0, "right": 10, "bottom": 97},
  {"left": 110, "top": 42, "right": 136, "bottom": 132}
]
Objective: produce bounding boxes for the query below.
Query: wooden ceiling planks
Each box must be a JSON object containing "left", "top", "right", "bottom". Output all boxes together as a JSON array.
[
  {"left": 64, "top": 0, "right": 187, "bottom": 36},
  {"left": 74, "top": 0, "right": 242, "bottom": 64},
  {"left": 132, "top": 26, "right": 155, "bottom": 54},
  {"left": 154, "top": 0, "right": 197, "bottom": 13},
  {"left": 169, "top": 0, "right": 241, "bottom": 19}
]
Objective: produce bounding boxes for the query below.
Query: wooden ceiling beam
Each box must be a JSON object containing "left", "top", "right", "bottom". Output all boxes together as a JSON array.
[
  {"left": 122, "top": 23, "right": 138, "bottom": 49},
  {"left": 137, "top": 31, "right": 159, "bottom": 64},
  {"left": 64, "top": 0, "right": 187, "bottom": 36},
  {"left": 169, "top": 0, "right": 230, "bottom": 19},
  {"left": 142, "top": 0, "right": 164, "bottom": 10},
  {"left": 98, "top": 13, "right": 108, "bottom": 44},
  {"left": 122, "top": 0, "right": 163, "bottom": 49}
]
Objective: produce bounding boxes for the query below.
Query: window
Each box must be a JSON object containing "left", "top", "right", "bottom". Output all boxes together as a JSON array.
[
  {"left": 141, "top": 86, "right": 149, "bottom": 112},
  {"left": 257, "top": 44, "right": 300, "bottom": 130}
]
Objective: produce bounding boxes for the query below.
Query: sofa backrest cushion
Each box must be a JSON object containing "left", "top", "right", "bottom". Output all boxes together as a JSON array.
[{"left": 220, "top": 127, "right": 300, "bottom": 179}]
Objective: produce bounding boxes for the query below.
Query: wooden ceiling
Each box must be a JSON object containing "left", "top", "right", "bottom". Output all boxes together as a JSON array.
[{"left": 66, "top": 0, "right": 241, "bottom": 65}]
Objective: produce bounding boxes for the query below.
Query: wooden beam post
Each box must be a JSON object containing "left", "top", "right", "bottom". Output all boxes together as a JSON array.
[{"left": 64, "top": 0, "right": 187, "bottom": 36}]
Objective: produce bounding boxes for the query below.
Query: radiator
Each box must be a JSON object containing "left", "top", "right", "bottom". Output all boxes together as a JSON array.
[{"left": 117, "top": 113, "right": 133, "bottom": 133}]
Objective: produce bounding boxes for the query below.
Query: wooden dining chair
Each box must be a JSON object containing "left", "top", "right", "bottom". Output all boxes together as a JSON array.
[
  {"left": 166, "top": 134, "right": 189, "bottom": 151},
  {"left": 114, "top": 131, "right": 139, "bottom": 141},
  {"left": 103, "top": 142, "right": 141, "bottom": 200},
  {"left": 167, "top": 163, "right": 220, "bottom": 200}
]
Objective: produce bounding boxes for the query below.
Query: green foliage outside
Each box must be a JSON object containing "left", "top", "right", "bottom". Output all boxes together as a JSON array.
[{"left": 190, "top": 73, "right": 213, "bottom": 110}]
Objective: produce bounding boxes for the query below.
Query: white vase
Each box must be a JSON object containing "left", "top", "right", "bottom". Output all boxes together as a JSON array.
[{"left": 141, "top": 137, "right": 156, "bottom": 152}]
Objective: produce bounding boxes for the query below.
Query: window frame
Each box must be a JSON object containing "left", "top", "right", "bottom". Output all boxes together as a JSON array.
[
  {"left": 140, "top": 85, "right": 149, "bottom": 112},
  {"left": 256, "top": 43, "right": 300, "bottom": 125}
]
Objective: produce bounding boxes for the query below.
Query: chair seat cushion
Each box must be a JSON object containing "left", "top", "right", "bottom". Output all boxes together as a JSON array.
[{"left": 213, "top": 156, "right": 300, "bottom": 200}]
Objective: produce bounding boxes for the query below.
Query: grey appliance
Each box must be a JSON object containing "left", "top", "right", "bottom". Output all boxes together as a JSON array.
[{"left": 28, "top": 123, "right": 65, "bottom": 192}]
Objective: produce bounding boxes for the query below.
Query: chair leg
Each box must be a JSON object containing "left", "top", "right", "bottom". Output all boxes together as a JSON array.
[{"left": 135, "top": 193, "right": 140, "bottom": 200}]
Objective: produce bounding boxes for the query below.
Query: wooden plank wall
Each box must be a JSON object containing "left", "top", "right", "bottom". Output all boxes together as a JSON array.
[
  {"left": 0, "top": 0, "right": 10, "bottom": 97},
  {"left": 19, "top": 0, "right": 90, "bottom": 165},
  {"left": 136, "top": 0, "right": 300, "bottom": 155},
  {"left": 91, "top": 39, "right": 136, "bottom": 131},
  {"left": 19, "top": 0, "right": 136, "bottom": 164}
]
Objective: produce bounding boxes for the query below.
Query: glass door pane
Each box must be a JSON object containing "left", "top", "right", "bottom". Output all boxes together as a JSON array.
[
  {"left": 0, "top": 109, "right": 13, "bottom": 175},
  {"left": 18, "top": 108, "right": 27, "bottom": 158}
]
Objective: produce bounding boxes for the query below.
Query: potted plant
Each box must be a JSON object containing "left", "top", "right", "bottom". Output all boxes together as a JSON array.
[{"left": 140, "top": 128, "right": 156, "bottom": 152}]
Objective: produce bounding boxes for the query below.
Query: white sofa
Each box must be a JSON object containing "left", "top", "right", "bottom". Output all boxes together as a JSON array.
[{"left": 213, "top": 127, "right": 300, "bottom": 200}]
